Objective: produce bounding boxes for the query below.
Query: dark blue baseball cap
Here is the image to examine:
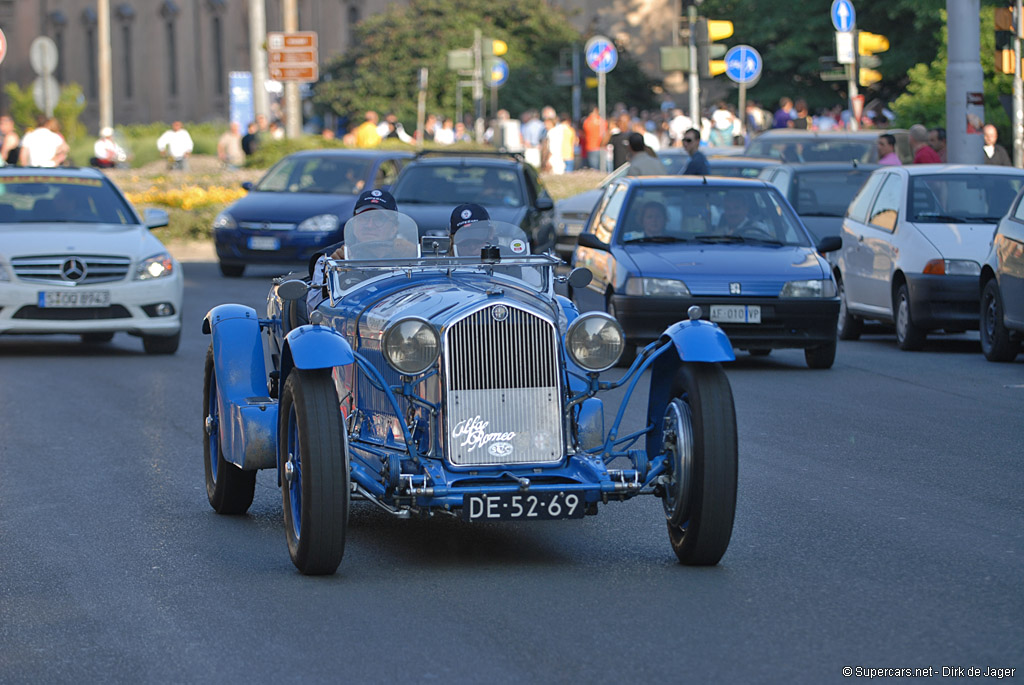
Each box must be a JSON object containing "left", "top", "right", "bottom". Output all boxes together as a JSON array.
[
  {"left": 449, "top": 203, "right": 490, "bottom": 233},
  {"left": 353, "top": 188, "right": 397, "bottom": 214}
]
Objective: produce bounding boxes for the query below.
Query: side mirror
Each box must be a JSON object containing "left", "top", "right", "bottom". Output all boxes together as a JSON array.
[
  {"left": 143, "top": 208, "right": 169, "bottom": 229},
  {"left": 816, "top": 235, "right": 842, "bottom": 253},
  {"left": 277, "top": 279, "right": 309, "bottom": 301},
  {"left": 567, "top": 267, "right": 593, "bottom": 289},
  {"left": 241, "top": 181, "right": 254, "bottom": 191},
  {"left": 577, "top": 233, "right": 608, "bottom": 251},
  {"left": 535, "top": 195, "right": 554, "bottom": 211}
]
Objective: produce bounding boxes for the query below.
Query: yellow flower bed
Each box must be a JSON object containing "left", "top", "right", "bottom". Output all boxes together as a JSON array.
[{"left": 126, "top": 185, "right": 248, "bottom": 211}]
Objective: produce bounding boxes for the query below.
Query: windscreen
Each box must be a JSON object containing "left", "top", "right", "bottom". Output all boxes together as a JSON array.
[
  {"left": 746, "top": 137, "right": 873, "bottom": 163},
  {"left": 791, "top": 168, "right": 874, "bottom": 217},
  {"left": 392, "top": 164, "right": 525, "bottom": 207},
  {"left": 256, "top": 155, "right": 372, "bottom": 194},
  {"left": 342, "top": 209, "right": 421, "bottom": 260},
  {"left": 0, "top": 175, "right": 136, "bottom": 224},
  {"left": 909, "top": 173, "right": 1024, "bottom": 223}
]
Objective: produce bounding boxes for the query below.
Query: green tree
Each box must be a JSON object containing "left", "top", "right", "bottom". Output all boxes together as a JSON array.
[
  {"left": 313, "top": 0, "right": 658, "bottom": 130},
  {"left": 3, "top": 82, "right": 87, "bottom": 143}
]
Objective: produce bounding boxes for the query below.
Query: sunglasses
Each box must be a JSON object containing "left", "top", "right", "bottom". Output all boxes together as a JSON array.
[{"left": 683, "top": 138, "right": 696, "bottom": 143}]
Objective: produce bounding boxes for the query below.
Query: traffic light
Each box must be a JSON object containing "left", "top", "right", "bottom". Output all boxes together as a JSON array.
[
  {"left": 485, "top": 39, "right": 507, "bottom": 57},
  {"left": 995, "top": 6, "right": 1017, "bottom": 74},
  {"left": 858, "top": 31, "right": 888, "bottom": 87},
  {"left": 695, "top": 18, "right": 733, "bottom": 78}
]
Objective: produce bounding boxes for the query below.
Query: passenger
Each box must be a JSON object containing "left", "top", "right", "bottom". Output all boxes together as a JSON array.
[{"left": 447, "top": 203, "right": 490, "bottom": 255}]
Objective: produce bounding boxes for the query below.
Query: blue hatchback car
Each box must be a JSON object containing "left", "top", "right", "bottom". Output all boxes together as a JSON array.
[
  {"left": 213, "top": 149, "right": 413, "bottom": 277},
  {"left": 571, "top": 176, "right": 842, "bottom": 368}
]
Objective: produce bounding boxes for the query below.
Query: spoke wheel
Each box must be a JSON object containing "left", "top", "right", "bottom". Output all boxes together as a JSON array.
[
  {"left": 894, "top": 284, "right": 926, "bottom": 351},
  {"left": 981, "top": 279, "right": 1020, "bottom": 362},
  {"left": 279, "top": 369, "right": 349, "bottom": 576},
  {"left": 203, "top": 344, "right": 256, "bottom": 514}
]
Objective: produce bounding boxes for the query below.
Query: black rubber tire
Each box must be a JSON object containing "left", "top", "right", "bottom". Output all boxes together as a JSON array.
[
  {"left": 663, "top": 363, "right": 738, "bottom": 566},
  {"left": 837, "top": 276, "right": 863, "bottom": 341},
  {"left": 279, "top": 369, "right": 349, "bottom": 576},
  {"left": 219, "top": 262, "right": 245, "bottom": 278},
  {"left": 748, "top": 348, "right": 771, "bottom": 357},
  {"left": 203, "top": 344, "right": 256, "bottom": 514},
  {"left": 143, "top": 329, "right": 181, "bottom": 355},
  {"left": 81, "top": 332, "right": 114, "bottom": 343},
  {"left": 804, "top": 338, "right": 837, "bottom": 369},
  {"left": 981, "top": 279, "right": 1020, "bottom": 362},
  {"left": 605, "top": 296, "right": 637, "bottom": 367},
  {"left": 894, "top": 283, "right": 926, "bottom": 351}
]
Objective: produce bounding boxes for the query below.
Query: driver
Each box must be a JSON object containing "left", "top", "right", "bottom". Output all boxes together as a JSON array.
[
  {"left": 717, "top": 193, "right": 766, "bottom": 236},
  {"left": 637, "top": 200, "right": 668, "bottom": 238},
  {"left": 447, "top": 203, "right": 490, "bottom": 255}
]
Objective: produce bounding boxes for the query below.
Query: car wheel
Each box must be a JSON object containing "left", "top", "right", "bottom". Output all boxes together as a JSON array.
[
  {"left": 81, "top": 332, "right": 114, "bottom": 344},
  {"left": 804, "top": 338, "right": 837, "bottom": 369},
  {"left": 606, "top": 297, "right": 637, "bottom": 367},
  {"left": 143, "top": 329, "right": 181, "bottom": 355},
  {"left": 837, "top": 276, "right": 862, "bottom": 341},
  {"left": 894, "top": 284, "right": 926, "bottom": 351},
  {"left": 203, "top": 344, "right": 256, "bottom": 515},
  {"left": 662, "top": 363, "right": 737, "bottom": 566},
  {"left": 981, "top": 279, "right": 1020, "bottom": 362},
  {"left": 219, "top": 262, "right": 245, "bottom": 278},
  {"left": 280, "top": 368, "right": 349, "bottom": 576},
  {"left": 748, "top": 348, "right": 771, "bottom": 357}
]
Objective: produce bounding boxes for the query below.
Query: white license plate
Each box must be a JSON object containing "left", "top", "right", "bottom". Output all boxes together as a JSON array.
[
  {"left": 248, "top": 236, "right": 280, "bottom": 250},
  {"left": 711, "top": 304, "right": 761, "bottom": 324},
  {"left": 39, "top": 290, "right": 111, "bottom": 308},
  {"left": 463, "top": 492, "right": 586, "bottom": 521}
]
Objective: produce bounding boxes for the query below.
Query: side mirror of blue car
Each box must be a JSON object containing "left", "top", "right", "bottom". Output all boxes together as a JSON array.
[
  {"left": 577, "top": 233, "right": 608, "bottom": 251},
  {"left": 816, "top": 235, "right": 842, "bottom": 254}
]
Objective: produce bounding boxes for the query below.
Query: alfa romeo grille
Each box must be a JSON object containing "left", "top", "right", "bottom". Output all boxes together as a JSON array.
[
  {"left": 444, "top": 304, "right": 563, "bottom": 466},
  {"left": 11, "top": 255, "right": 131, "bottom": 284}
]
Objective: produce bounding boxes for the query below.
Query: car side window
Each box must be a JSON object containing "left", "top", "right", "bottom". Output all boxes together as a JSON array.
[
  {"left": 867, "top": 175, "right": 902, "bottom": 232},
  {"left": 374, "top": 160, "right": 400, "bottom": 187},
  {"left": 1012, "top": 191, "right": 1024, "bottom": 222},
  {"left": 847, "top": 173, "right": 883, "bottom": 224},
  {"left": 593, "top": 185, "right": 626, "bottom": 244}
]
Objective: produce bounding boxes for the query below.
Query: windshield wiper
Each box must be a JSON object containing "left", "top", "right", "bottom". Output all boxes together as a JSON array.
[
  {"left": 695, "top": 234, "right": 746, "bottom": 243},
  {"left": 968, "top": 216, "right": 1005, "bottom": 223},
  {"left": 623, "top": 235, "right": 689, "bottom": 243},
  {"left": 744, "top": 237, "right": 785, "bottom": 246},
  {"left": 913, "top": 213, "right": 966, "bottom": 223},
  {"left": 799, "top": 211, "right": 844, "bottom": 217}
]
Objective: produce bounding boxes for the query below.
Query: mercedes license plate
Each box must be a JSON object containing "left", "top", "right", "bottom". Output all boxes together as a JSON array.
[
  {"left": 39, "top": 290, "right": 111, "bottom": 308},
  {"left": 711, "top": 304, "right": 761, "bottom": 324},
  {"left": 463, "top": 491, "right": 586, "bottom": 521},
  {"left": 248, "top": 236, "right": 280, "bottom": 251}
]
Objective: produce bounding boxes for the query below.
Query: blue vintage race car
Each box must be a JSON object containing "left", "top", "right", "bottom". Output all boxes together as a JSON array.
[{"left": 202, "top": 211, "right": 739, "bottom": 575}]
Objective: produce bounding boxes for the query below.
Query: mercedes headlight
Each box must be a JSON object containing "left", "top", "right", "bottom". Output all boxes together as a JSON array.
[
  {"left": 212, "top": 211, "right": 236, "bottom": 230},
  {"left": 566, "top": 313, "right": 625, "bottom": 372},
  {"left": 383, "top": 318, "right": 440, "bottom": 375},
  {"left": 297, "top": 214, "right": 340, "bottom": 232},
  {"left": 780, "top": 278, "right": 837, "bottom": 298},
  {"left": 135, "top": 253, "right": 175, "bottom": 280},
  {"left": 624, "top": 277, "right": 691, "bottom": 296}
]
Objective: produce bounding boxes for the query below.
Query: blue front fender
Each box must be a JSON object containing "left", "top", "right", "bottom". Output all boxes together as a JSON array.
[
  {"left": 282, "top": 324, "right": 354, "bottom": 376},
  {"left": 661, "top": 319, "right": 735, "bottom": 363}
]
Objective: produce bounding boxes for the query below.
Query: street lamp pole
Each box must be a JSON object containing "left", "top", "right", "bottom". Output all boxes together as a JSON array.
[{"left": 98, "top": 0, "right": 112, "bottom": 129}]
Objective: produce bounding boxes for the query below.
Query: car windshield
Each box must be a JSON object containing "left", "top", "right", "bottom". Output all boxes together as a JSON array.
[
  {"left": 746, "top": 137, "right": 874, "bottom": 163},
  {"left": 0, "top": 175, "right": 136, "bottom": 224},
  {"left": 909, "top": 174, "right": 1024, "bottom": 223},
  {"left": 342, "top": 209, "right": 421, "bottom": 260},
  {"left": 791, "top": 168, "right": 873, "bottom": 217},
  {"left": 617, "top": 185, "right": 812, "bottom": 247},
  {"left": 708, "top": 162, "right": 767, "bottom": 178},
  {"left": 392, "top": 164, "right": 525, "bottom": 207},
  {"left": 255, "top": 156, "right": 372, "bottom": 194}
]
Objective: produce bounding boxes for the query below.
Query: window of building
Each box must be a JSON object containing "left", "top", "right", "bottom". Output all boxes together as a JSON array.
[
  {"left": 162, "top": 1, "right": 180, "bottom": 98},
  {"left": 81, "top": 9, "right": 98, "bottom": 99},
  {"left": 116, "top": 5, "right": 135, "bottom": 100},
  {"left": 347, "top": 5, "right": 360, "bottom": 47},
  {"left": 212, "top": 15, "right": 225, "bottom": 95}
]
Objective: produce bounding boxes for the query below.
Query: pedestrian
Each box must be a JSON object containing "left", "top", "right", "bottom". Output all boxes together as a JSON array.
[
  {"left": 217, "top": 122, "right": 245, "bottom": 170},
  {"left": 607, "top": 113, "right": 633, "bottom": 170},
  {"left": 681, "top": 128, "right": 709, "bottom": 175},
  {"left": 241, "top": 122, "right": 260, "bottom": 157},
  {"left": 983, "top": 125, "right": 1011, "bottom": 166},
  {"left": 668, "top": 108, "right": 693, "bottom": 147},
  {"left": 773, "top": 97, "right": 794, "bottom": 129},
  {"left": 91, "top": 126, "right": 128, "bottom": 168},
  {"left": 354, "top": 111, "right": 382, "bottom": 148},
  {"left": 791, "top": 99, "right": 813, "bottom": 130},
  {"left": 156, "top": 120, "right": 193, "bottom": 170},
  {"left": 434, "top": 118, "right": 456, "bottom": 145},
  {"left": 542, "top": 114, "right": 564, "bottom": 174},
  {"left": 521, "top": 110, "right": 545, "bottom": 168},
  {"left": 709, "top": 102, "right": 735, "bottom": 146},
  {"left": 909, "top": 124, "right": 941, "bottom": 164},
  {"left": 19, "top": 117, "right": 69, "bottom": 168},
  {"left": 876, "top": 134, "right": 901, "bottom": 166},
  {"left": 556, "top": 113, "right": 578, "bottom": 172},
  {"left": 0, "top": 115, "right": 20, "bottom": 166},
  {"left": 581, "top": 105, "right": 608, "bottom": 170},
  {"left": 625, "top": 133, "right": 663, "bottom": 176},
  {"left": 928, "top": 127, "right": 946, "bottom": 162}
]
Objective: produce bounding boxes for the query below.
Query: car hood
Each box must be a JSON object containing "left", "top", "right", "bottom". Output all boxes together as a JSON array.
[
  {"left": 396, "top": 204, "right": 527, "bottom": 235},
  {"left": 555, "top": 189, "right": 603, "bottom": 217},
  {"left": 0, "top": 223, "right": 166, "bottom": 260},
  {"left": 908, "top": 221, "right": 997, "bottom": 261},
  {"left": 226, "top": 191, "right": 357, "bottom": 222},
  {"left": 623, "top": 243, "right": 828, "bottom": 296}
]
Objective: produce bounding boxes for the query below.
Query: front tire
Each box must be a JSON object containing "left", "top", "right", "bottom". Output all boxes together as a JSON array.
[
  {"left": 143, "top": 329, "right": 181, "bottom": 355},
  {"left": 203, "top": 344, "right": 256, "bottom": 514},
  {"left": 981, "top": 279, "right": 1020, "bottom": 362},
  {"left": 894, "top": 283, "right": 926, "bottom": 351},
  {"left": 837, "top": 276, "right": 862, "bottom": 340},
  {"left": 606, "top": 296, "right": 637, "bottom": 367},
  {"left": 279, "top": 369, "right": 349, "bottom": 576},
  {"left": 219, "top": 262, "right": 245, "bottom": 278},
  {"left": 804, "top": 338, "right": 837, "bottom": 369},
  {"left": 661, "top": 363, "right": 737, "bottom": 566}
]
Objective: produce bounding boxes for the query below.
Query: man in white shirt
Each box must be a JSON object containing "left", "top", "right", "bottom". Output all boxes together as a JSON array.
[
  {"left": 156, "top": 121, "right": 194, "bottom": 170},
  {"left": 19, "top": 118, "right": 69, "bottom": 167},
  {"left": 91, "top": 127, "right": 127, "bottom": 168}
]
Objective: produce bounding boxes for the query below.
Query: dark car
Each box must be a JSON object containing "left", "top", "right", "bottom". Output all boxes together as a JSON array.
[
  {"left": 660, "top": 149, "right": 779, "bottom": 179},
  {"left": 571, "top": 176, "right": 842, "bottom": 368},
  {"left": 389, "top": 151, "right": 556, "bottom": 253},
  {"left": 744, "top": 129, "right": 912, "bottom": 165},
  {"left": 213, "top": 149, "right": 413, "bottom": 277},
  {"left": 760, "top": 162, "right": 879, "bottom": 242},
  {"left": 980, "top": 184, "right": 1024, "bottom": 361}
]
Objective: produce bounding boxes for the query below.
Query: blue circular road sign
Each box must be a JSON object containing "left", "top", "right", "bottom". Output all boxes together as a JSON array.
[
  {"left": 490, "top": 57, "right": 509, "bottom": 87},
  {"left": 831, "top": 0, "right": 856, "bottom": 33},
  {"left": 584, "top": 36, "right": 618, "bottom": 74},
  {"left": 724, "top": 45, "right": 762, "bottom": 84}
]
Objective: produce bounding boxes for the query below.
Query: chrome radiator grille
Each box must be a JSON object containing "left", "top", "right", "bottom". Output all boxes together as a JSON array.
[
  {"left": 11, "top": 255, "right": 131, "bottom": 284},
  {"left": 444, "top": 304, "right": 563, "bottom": 466}
]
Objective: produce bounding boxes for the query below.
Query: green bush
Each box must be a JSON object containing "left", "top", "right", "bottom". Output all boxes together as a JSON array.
[{"left": 4, "top": 82, "right": 87, "bottom": 144}]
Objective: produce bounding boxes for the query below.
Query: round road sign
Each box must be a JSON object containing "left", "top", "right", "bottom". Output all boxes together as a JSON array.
[
  {"left": 30, "top": 36, "right": 59, "bottom": 75},
  {"left": 584, "top": 36, "right": 618, "bottom": 74},
  {"left": 724, "top": 45, "right": 762, "bottom": 84},
  {"left": 831, "top": 0, "right": 856, "bottom": 33},
  {"left": 490, "top": 57, "right": 509, "bottom": 88}
]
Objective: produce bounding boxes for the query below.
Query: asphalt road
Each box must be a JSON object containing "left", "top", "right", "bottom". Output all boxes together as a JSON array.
[{"left": 1, "top": 259, "right": 1021, "bottom": 683}]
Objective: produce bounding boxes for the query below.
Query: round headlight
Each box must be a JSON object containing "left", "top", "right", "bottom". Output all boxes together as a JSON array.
[
  {"left": 383, "top": 318, "right": 440, "bottom": 375},
  {"left": 566, "top": 313, "right": 625, "bottom": 372}
]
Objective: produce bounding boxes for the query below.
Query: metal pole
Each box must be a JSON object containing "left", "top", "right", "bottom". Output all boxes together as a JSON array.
[
  {"left": 473, "top": 29, "right": 484, "bottom": 143},
  {"left": 738, "top": 81, "right": 747, "bottom": 142},
  {"left": 282, "top": 0, "right": 300, "bottom": 138},
  {"left": 98, "top": 0, "right": 112, "bottom": 129},
  {"left": 456, "top": 81, "right": 462, "bottom": 132},
  {"left": 1014, "top": 0, "right": 1023, "bottom": 166},
  {"left": 249, "top": 0, "right": 270, "bottom": 123},
  {"left": 417, "top": 68, "right": 427, "bottom": 151},
  {"left": 571, "top": 45, "right": 581, "bottom": 126},
  {"left": 946, "top": 0, "right": 985, "bottom": 164},
  {"left": 848, "top": 28, "right": 859, "bottom": 131},
  {"left": 688, "top": 4, "right": 699, "bottom": 125}
]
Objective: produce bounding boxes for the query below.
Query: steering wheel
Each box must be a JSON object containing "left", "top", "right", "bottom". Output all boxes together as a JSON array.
[
  {"left": 736, "top": 226, "right": 774, "bottom": 241},
  {"left": 348, "top": 240, "right": 394, "bottom": 259}
]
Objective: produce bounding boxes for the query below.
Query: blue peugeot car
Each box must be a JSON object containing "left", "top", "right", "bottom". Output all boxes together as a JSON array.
[
  {"left": 571, "top": 176, "right": 842, "bottom": 368},
  {"left": 213, "top": 149, "right": 413, "bottom": 277}
]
